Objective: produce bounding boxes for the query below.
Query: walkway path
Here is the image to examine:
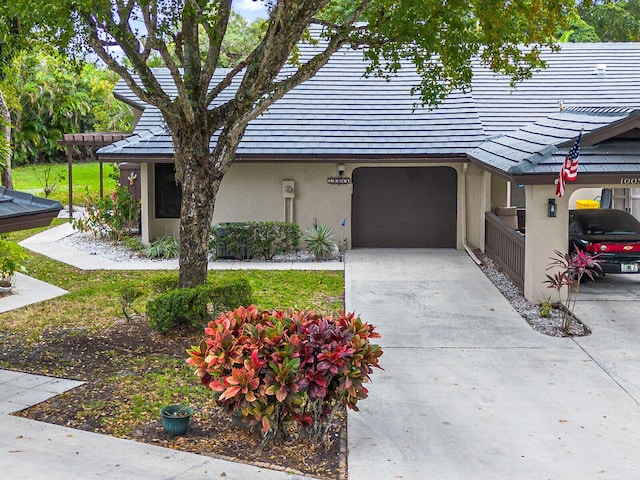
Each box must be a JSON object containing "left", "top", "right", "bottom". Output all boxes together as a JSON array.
[
  {"left": 20, "top": 222, "right": 343, "bottom": 271},
  {"left": 0, "top": 370, "right": 83, "bottom": 415}
]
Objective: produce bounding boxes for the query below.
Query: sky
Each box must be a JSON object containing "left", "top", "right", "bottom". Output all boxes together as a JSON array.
[{"left": 234, "top": 0, "right": 268, "bottom": 22}]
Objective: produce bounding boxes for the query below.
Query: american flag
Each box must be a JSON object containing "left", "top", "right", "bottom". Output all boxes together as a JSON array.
[{"left": 555, "top": 132, "right": 582, "bottom": 197}]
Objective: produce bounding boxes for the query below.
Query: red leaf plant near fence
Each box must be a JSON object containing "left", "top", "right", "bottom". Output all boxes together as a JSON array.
[{"left": 186, "top": 305, "right": 383, "bottom": 442}]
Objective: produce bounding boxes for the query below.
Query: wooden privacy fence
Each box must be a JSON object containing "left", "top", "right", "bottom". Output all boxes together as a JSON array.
[{"left": 485, "top": 211, "right": 525, "bottom": 291}]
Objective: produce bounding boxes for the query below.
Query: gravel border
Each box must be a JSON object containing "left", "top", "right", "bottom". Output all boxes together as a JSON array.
[
  {"left": 57, "top": 231, "right": 339, "bottom": 263},
  {"left": 475, "top": 250, "right": 590, "bottom": 337}
]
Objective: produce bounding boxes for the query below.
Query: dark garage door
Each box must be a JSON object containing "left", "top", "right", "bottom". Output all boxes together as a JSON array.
[{"left": 351, "top": 167, "right": 457, "bottom": 248}]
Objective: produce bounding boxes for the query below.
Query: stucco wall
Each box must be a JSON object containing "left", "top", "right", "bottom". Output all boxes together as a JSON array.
[
  {"left": 214, "top": 162, "right": 352, "bottom": 245},
  {"left": 463, "top": 164, "right": 490, "bottom": 250},
  {"left": 140, "top": 161, "right": 470, "bottom": 250},
  {"left": 524, "top": 185, "right": 570, "bottom": 302}
]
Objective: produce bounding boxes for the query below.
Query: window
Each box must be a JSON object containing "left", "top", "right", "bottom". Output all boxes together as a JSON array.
[{"left": 154, "top": 163, "right": 182, "bottom": 218}]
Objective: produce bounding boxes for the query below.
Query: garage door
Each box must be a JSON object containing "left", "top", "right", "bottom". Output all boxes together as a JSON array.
[{"left": 351, "top": 167, "right": 457, "bottom": 248}]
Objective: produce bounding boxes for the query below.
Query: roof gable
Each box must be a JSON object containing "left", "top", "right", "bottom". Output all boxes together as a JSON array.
[{"left": 468, "top": 108, "right": 640, "bottom": 179}]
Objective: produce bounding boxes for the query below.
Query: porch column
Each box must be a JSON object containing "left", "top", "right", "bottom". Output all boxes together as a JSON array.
[
  {"left": 462, "top": 165, "right": 490, "bottom": 250},
  {"left": 140, "top": 162, "right": 151, "bottom": 245},
  {"left": 524, "top": 185, "right": 569, "bottom": 302},
  {"left": 490, "top": 175, "right": 510, "bottom": 210}
]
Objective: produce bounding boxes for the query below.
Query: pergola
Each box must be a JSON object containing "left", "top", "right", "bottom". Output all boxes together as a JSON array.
[{"left": 59, "top": 133, "right": 131, "bottom": 218}]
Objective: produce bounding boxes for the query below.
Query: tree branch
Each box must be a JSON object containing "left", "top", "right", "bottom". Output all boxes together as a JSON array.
[
  {"left": 204, "top": 59, "right": 248, "bottom": 106},
  {"left": 233, "top": 0, "right": 372, "bottom": 127},
  {"left": 239, "top": 30, "right": 349, "bottom": 127},
  {"left": 142, "top": 1, "right": 193, "bottom": 121},
  {"left": 82, "top": 12, "right": 177, "bottom": 119},
  {"left": 200, "top": 0, "right": 232, "bottom": 88}
]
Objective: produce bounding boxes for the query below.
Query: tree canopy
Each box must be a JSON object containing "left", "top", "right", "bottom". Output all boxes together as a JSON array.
[
  {"left": 2, "top": 48, "right": 132, "bottom": 165},
  {"left": 7, "top": 0, "right": 574, "bottom": 287},
  {"left": 0, "top": 2, "right": 77, "bottom": 186},
  {"left": 579, "top": 0, "right": 640, "bottom": 41}
]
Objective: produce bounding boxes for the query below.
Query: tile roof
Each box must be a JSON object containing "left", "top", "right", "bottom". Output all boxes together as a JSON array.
[
  {"left": 471, "top": 43, "right": 640, "bottom": 136},
  {"left": 100, "top": 49, "right": 485, "bottom": 160},
  {"left": 468, "top": 107, "right": 640, "bottom": 177},
  {"left": 99, "top": 41, "right": 640, "bottom": 174}
]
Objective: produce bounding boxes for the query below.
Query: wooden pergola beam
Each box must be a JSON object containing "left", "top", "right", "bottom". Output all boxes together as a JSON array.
[{"left": 59, "top": 133, "right": 131, "bottom": 220}]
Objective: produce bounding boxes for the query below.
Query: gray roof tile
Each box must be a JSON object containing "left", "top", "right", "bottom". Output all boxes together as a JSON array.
[
  {"left": 100, "top": 42, "right": 640, "bottom": 176},
  {"left": 468, "top": 107, "right": 640, "bottom": 175}
]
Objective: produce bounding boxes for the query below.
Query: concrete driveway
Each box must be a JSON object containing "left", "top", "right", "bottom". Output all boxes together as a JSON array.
[
  {"left": 345, "top": 249, "right": 640, "bottom": 480},
  {"left": 575, "top": 275, "right": 640, "bottom": 406}
]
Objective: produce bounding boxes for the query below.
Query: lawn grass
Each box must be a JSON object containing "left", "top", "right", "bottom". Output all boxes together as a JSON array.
[
  {"left": 1, "top": 225, "right": 345, "bottom": 475},
  {"left": 11, "top": 162, "right": 119, "bottom": 206},
  {"left": 1, "top": 248, "right": 344, "bottom": 344}
]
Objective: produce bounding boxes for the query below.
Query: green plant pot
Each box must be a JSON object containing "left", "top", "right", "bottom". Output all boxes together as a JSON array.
[{"left": 160, "top": 405, "right": 194, "bottom": 436}]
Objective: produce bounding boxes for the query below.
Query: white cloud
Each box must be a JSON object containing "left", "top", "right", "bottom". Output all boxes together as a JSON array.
[{"left": 234, "top": 0, "right": 267, "bottom": 13}]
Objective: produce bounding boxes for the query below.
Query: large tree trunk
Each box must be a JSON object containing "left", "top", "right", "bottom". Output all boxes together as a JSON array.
[
  {"left": 174, "top": 124, "right": 220, "bottom": 288},
  {"left": 177, "top": 167, "right": 220, "bottom": 288},
  {"left": 0, "top": 90, "right": 13, "bottom": 190}
]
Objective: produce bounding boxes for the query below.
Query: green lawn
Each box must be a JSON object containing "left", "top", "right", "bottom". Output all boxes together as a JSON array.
[
  {"left": 11, "top": 162, "right": 119, "bottom": 206},
  {"left": 0, "top": 223, "right": 346, "bottom": 477}
]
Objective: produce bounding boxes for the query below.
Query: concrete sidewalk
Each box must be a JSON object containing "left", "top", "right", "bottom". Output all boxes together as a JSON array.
[
  {"left": 346, "top": 249, "right": 640, "bottom": 480},
  {"left": 0, "top": 273, "right": 67, "bottom": 313},
  {"left": 0, "top": 370, "right": 83, "bottom": 415},
  {"left": 0, "top": 413, "right": 311, "bottom": 479},
  {"left": 20, "top": 222, "right": 343, "bottom": 271}
]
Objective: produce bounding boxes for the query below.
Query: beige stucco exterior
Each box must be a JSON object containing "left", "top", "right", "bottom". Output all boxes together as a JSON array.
[
  {"left": 523, "top": 185, "right": 570, "bottom": 302},
  {"left": 141, "top": 160, "right": 640, "bottom": 305},
  {"left": 138, "top": 161, "right": 489, "bottom": 253},
  {"left": 524, "top": 183, "right": 636, "bottom": 303}
]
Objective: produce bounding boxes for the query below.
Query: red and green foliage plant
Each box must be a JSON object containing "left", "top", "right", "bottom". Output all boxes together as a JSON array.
[
  {"left": 544, "top": 247, "right": 602, "bottom": 333},
  {"left": 186, "top": 305, "right": 383, "bottom": 443}
]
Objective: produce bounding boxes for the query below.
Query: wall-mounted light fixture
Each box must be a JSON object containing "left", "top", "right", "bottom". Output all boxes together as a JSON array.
[
  {"left": 548, "top": 198, "right": 557, "bottom": 218},
  {"left": 327, "top": 164, "right": 351, "bottom": 184}
]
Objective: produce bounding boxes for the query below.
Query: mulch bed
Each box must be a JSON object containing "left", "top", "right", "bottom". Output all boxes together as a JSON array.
[{"left": 2, "top": 317, "right": 346, "bottom": 479}]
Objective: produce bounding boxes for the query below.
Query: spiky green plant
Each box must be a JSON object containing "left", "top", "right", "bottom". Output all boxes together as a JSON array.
[
  {"left": 144, "top": 235, "right": 180, "bottom": 259},
  {"left": 303, "top": 224, "right": 337, "bottom": 260}
]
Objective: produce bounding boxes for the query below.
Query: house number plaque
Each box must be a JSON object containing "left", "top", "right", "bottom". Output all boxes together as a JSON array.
[{"left": 620, "top": 178, "right": 640, "bottom": 184}]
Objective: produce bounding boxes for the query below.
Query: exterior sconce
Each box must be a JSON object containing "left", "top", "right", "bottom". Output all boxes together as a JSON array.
[
  {"left": 548, "top": 198, "right": 557, "bottom": 218},
  {"left": 127, "top": 172, "right": 138, "bottom": 186},
  {"left": 327, "top": 164, "right": 351, "bottom": 184}
]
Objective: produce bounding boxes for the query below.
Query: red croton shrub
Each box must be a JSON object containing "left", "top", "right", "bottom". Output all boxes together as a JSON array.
[{"left": 186, "top": 305, "right": 383, "bottom": 441}]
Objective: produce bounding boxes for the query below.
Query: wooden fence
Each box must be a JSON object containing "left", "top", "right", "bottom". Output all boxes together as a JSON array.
[{"left": 485, "top": 212, "right": 525, "bottom": 291}]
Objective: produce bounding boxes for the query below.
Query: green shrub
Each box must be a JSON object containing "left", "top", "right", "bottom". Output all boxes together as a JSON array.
[
  {"left": 303, "top": 224, "right": 337, "bottom": 260},
  {"left": 144, "top": 235, "right": 180, "bottom": 259},
  {"left": 149, "top": 273, "right": 179, "bottom": 293},
  {"left": 211, "top": 278, "right": 252, "bottom": 313},
  {"left": 119, "top": 285, "right": 142, "bottom": 321},
  {"left": 146, "top": 279, "right": 252, "bottom": 333},
  {"left": 73, "top": 185, "right": 140, "bottom": 242},
  {"left": 251, "top": 221, "right": 301, "bottom": 260},
  {"left": 122, "top": 236, "right": 145, "bottom": 253},
  {"left": 146, "top": 286, "right": 210, "bottom": 333},
  {"left": 211, "top": 223, "right": 253, "bottom": 260},
  {"left": 211, "top": 222, "right": 301, "bottom": 260},
  {"left": 0, "top": 235, "right": 30, "bottom": 286}
]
